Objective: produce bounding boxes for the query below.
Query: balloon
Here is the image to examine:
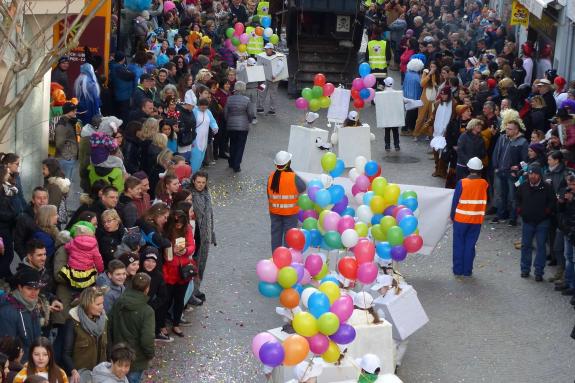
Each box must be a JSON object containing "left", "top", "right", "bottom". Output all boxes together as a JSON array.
[
  {"left": 264, "top": 27, "right": 273, "bottom": 38},
  {"left": 341, "top": 228, "right": 359, "bottom": 248},
  {"left": 371, "top": 213, "right": 384, "bottom": 226},
  {"left": 307, "top": 185, "right": 320, "bottom": 201},
  {"left": 255, "top": 26, "right": 264, "bottom": 36},
  {"left": 323, "top": 231, "right": 342, "bottom": 249},
  {"left": 366, "top": 88, "right": 376, "bottom": 102},
  {"left": 315, "top": 189, "right": 331, "bottom": 208},
  {"left": 291, "top": 248, "right": 304, "bottom": 263},
  {"left": 402, "top": 190, "right": 418, "bottom": 199},
  {"left": 364, "top": 161, "right": 378, "bottom": 177},
  {"left": 355, "top": 222, "right": 368, "bottom": 237},
  {"left": 319, "top": 281, "right": 341, "bottom": 304},
  {"left": 351, "top": 88, "right": 360, "bottom": 100},
  {"left": 355, "top": 156, "right": 367, "bottom": 173},
  {"left": 349, "top": 167, "right": 360, "bottom": 181},
  {"left": 308, "top": 292, "right": 330, "bottom": 318},
  {"left": 293, "top": 312, "right": 318, "bottom": 337},
  {"left": 404, "top": 234, "right": 423, "bottom": 253},
  {"left": 258, "top": 281, "right": 282, "bottom": 297},
  {"left": 353, "top": 99, "right": 365, "bottom": 109},
  {"left": 399, "top": 215, "right": 418, "bottom": 236},
  {"left": 387, "top": 226, "right": 404, "bottom": 246},
  {"left": 356, "top": 205, "right": 373, "bottom": 225},
  {"left": 322, "top": 211, "right": 341, "bottom": 232},
  {"left": 363, "top": 74, "right": 376, "bottom": 88},
  {"left": 323, "top": 82, "right": 335, "bottom": 97},
  {"left": 256, "top": 259, "right": 278, "bottom": 283},
  {"left": 329, "top": 323, "right": 356, "bottom": 344},
  {"left": 272, "top": 247, "right": 292, "bottom": 268},
  {"left": 314, "top": 263, "right": 329, "bottom": 280},
  {"left": 280, "top": 288, "right": 300, "bottom": 309},
  {"left": 358, "top": 62, "right": 371, "bottom": 77},
  {"left": 314, "top": 73, "right": 327, "bottom": 87},
  {"left": 384, "top": 183, "right": 401, "bottom": 204},
  {"left": 359, "top": 88, "right": 370, "bottom": 100},
  {"left": 298, "top": 195, "right": 314, "bottom": 211},
  {"left": 318, "top": 312, "right": 340, "bottom": 336},
  {"left": 371, "top": 224, "right": 386, "bottom": 241},
  {"left": 321, "top": 340, "right": 341, "bottom": 363},
  {"left": 295, "top": 97, "right": 309, "bottom": 110},
  {"left": 341, "top": 206, "right": 355, "bottom": 217},
  {"left": 319, "top": 96, "right": 331, "bottom": 109},
  {"left": 376, "top": 242, "right": 392, "bottom": 260},
  {"left": 310, "top": 229, "right": 322, "bottom": 247},
  {"left": 301, "top": 87, "right": 313, "bottom": 101},
  {"left": 337, "top": 216, "right": 355, "bottom": 234},
  {"left": 231, "top": 36, "right": 240, "bottom": 46},
  {"left": 270, "top": 34, "right": 280, "bottom": 44},
  {"left": 392, "top": 205, "right": 407, "bottom": 217},
  {"left": 234, "top": 22, "right": 244, "bottom": 35},
  {"left": 261, "top": 15, "right": 272, "bottom": 28},
  {"left": 309, "top": 98, "right": 321, "bottom": 112},
  {"left": 282, "top": 335, "right": 310, "bottom": 366},
  {"left": 357, "top": 262, "right": 378, "bottom": 284},
  {"left": 391, "top": 245, "right": 407, "bottom": 261},
  {"left": 329, "top": 159, "right": 345, "bottom": 178},
  {"left": 355, "top": 175, "right": 370, "bottom": 191},
  {"left": 330, "top": 296, "right": 354, "bottom": 322},
  {"left": 225, "top": 28, "right": 235, "bottom": 38},
  {"left": 259, "top": 341, "right": 284, "bottom": 367},
  {"left": 332, "top": 195, "right": 347, "bottom": 214},
  {"left": 354, "top": 241, "right": 375, "bottom": 264},
  {"left": 371, "top": 177, "right": 388, "bottom": 196},
  {"left": 396, "top": 208, "right": 414, "bottom": 223},
  {"left": 321, "top": 152, "right": 337, "bottom": 172},
  {"left": 237, "top": 43, "right": 247, "bottom": 53},
  {"left": 301, "top": 287, "right": 318, "bottom": 307},
  {"left": 362, "top": 191, "right": 374, "bottom": 206},
  {"left": 308, "top": 333, "right": 330, "bottom": 354},
  {"left": 239, "top": 33, "right": 249, "bottom": 44},
  {"left": 403, "top": 196, "right": 419, "bottom": 212},
  {"left": 305, "top": 254, "right": 323, "bottom": 276},
  {"left": 252, "top": 332, "right": 276, "bottom": 358},
  {"left": 278, "top": 267, "right": 298, "bottom": 288},
  {"left": 380, "top": 216, "right": 397, "bottom": 232},
  {"left": 352, "top": 77, "right": 364, "bottom": 90},
  {"left": 300, "top": 217, "right": 317, "bottom": 232},
  {"left": 328, "top": 185, "right": 345, "bottom": 205},
  {"left": 338, "top": 257, "right": 358, "bottom": 280},
  {"left": 354, "top": 192, "right": 365, "bottom": 206},
  {"left": 370, "top": 195, "right": 385, "bottom": 214},
  {"left": 286, "top": 229, "right": 305, "bottom": 251}
]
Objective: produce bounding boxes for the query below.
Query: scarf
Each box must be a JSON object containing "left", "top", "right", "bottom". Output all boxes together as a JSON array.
[
  {"left": 192, "top": 186, "right": 214, "bottom": 246},
  {"left": 433, "top": 100, "right": 452, "bottom": 137},
  {"left": 78, "top": 307, "right": 107, "bottom": 337},
  {"left": 3, "top": 182, "right": 17, "bottom": 196},
  {"left": 12, "top": 290, "right": 38, "bottom": 312},
  {"left": 358, "top": 372, "right": 379, "bottom": 383}
]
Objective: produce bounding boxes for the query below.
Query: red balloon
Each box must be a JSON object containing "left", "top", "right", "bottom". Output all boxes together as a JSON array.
[
  {"left": 353, "top": 241, "right": 375, "bottom": 264},
  {"left": 353, "top": 99, "right": 365, "bottom": 109},
  {"left": 338, "top": 257, "right": 358, "bottom": 280},
  {"left": 404, "top": 234, "right": 423, "bottom": 253},
  {"left": 272, "top": 247, "right": 293, "bottom": 268},
  {"left": 351, "top": 89, "right": 360, "bottom": 100},
  {"left": 323, "top": 83, "right": 335, "bottom": 97},
  {"left": 314, "top": 73, "right": 327, "bottom": 87},
  {"left": 392, "top": 205, "right": 407, "bottom": 217},
  {"left": 286, "top": 228, "right": 305, "bottom": 251}
]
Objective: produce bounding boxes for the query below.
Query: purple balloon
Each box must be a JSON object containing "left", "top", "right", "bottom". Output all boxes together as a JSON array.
[
  {"left": 396, "top": 208, "right": 414, "bottom": 222},
  {"left": 355, "top": 175, "right": 370, "bottom": 192},
  {"left": 329, "top": 323, "right": 356, "bottom": 344},
  {"left": 384, "top": 205, "right": 397, "bottom": 216},
  {"left": 308, "top": 186, "right": 321, "bottom": 202},
  {"left": 391, "top": 245, "right": 407, "bottom": 261},
  {"left": 308, "top": 333, "right": 330, "bottom": 354},
  {"left": 297, "top": 210, "right": 305, "bottom": 222},
  {"left": 302, "top": 209, "right": 319, "bottom": 220},
  {"left": 292, "top": 262, "right": 305, "bottom": 283},
  {"left": 259, "top": 341, "right": 285, "bottom": 367},
  {"left": 332, "top": 195, "right": 348, "bottom": 214},
  {"left": 363, "top": 74, "right": 376, "bottom": 88}
]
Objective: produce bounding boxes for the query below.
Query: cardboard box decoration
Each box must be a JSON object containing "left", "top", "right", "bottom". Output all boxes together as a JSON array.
[{"left": 256, "top": 52, "right": 289, "bottom": 82}]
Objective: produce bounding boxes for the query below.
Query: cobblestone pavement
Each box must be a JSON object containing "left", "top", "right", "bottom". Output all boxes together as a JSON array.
[{"left": 145, "top": 72, "right": 574, "bottom": 383}]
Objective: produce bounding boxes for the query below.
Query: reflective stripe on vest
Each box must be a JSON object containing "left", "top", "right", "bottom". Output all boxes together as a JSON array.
[
  {"left": 368, "top": 40, "right": 387, "bottom": 70},
  {"left": 454, "top": 178, "right": 489, "bottom": 224},
  {"left": 248, "top": 36, "right": 264, "bottom": 55},
  {"left": 267, "top": 171, "right": 300, "bottom": 215}
]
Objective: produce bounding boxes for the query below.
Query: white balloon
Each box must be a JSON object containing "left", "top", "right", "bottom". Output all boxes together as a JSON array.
[
  {"left": 264, "top": 27, "right": 273, "bottom": 37},
  {"left": 341, "top": 228, "right": 359, "bottom": 248},
  {"left": 355, "top": 192, "right": 365, "bottom": 205},
  {"left": 357, "top": 204, "right": 373, "bottom": 224},
  {"left": 349, "top": 168, "right": 359, "bottom": 182},
  {"left": 355, "top": 156, "right": 367, "bottom": 173},
  {"left": 320, "top": 174, "right": 334, "bottom": 188},
  {"left": 301, "top": 287, "right": 319, "bottom": 307},
  {"left": 330, "top": 132, "right": 339, "bottom": 145}
]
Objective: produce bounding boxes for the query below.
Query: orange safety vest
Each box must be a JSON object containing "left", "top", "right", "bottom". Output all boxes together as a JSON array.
[
  {"left": 454, "top": 178, "right": 488, "bottom": 224},
  {"left": 267, "top": 171, "right": 300, "bottom": 216}
]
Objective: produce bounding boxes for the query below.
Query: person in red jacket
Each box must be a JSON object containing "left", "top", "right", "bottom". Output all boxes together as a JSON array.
[{"left": 160, "top": 210, "right": 196, "bottom": 338}]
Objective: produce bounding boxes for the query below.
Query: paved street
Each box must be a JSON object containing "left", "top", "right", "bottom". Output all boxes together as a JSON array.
[{"left": 148, "top": 73, "right": 575, "bottom": 383}]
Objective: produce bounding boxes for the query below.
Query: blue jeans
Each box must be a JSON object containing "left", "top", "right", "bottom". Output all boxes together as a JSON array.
[
  {"left": 564, "top": 237, "right": 575, "bottom": 289},
  {"left": 127, "top": 371, "right": 143, "bottom": 383},
  {"left": 59, "top": 159, "right": 76, "bottom": 181},
  {"left": 452, "top": 222, "right": 482, "bottom": 276},
  {"left": 521, "top": 220, "right": 550, "bottom": 276},
  {"left": 494, "top": 171, "right": 516, "bottom": 220}
]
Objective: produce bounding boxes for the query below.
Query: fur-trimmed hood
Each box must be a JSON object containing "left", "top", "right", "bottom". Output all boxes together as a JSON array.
[{"left": 47, "top": 176, "right": 71, "bottom": 194}]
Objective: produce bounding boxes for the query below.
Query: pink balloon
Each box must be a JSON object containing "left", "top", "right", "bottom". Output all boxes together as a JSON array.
[
  {"left": 337, "top": 216, "right": 356, "bottom": 234},
  {"left": 354, "top": 241, "right": 375, "bottom": 264},
  {"left": 301, "top": 269, "right": 312, "bottom": 285},
  {"left": 295, "top": 97, "right": 309, "bottom": 110},
  {"left": 352, "top": 77, "right": 364, "bottom": 91},
  {"left": 363, "top": 74, "right": 376, "bottom": 88},
  {"left": 305, "top": 254, "right": 323, "bottom": 276},
  {"left": 256, "top": 259, "right": 278, "bottom": 283},
  {"left": 351, "top": 184, "right": 362, "bottom": 196},
  {"left": 323, "top": 211, "right": 341, "bottom": 232},
  {"left": 239, "top": 33, "right": 249, "bottom": 45},
  {"left": 330, "top": 296, "right": 354, "bottom": 322},
  {"left": 366, "top": 88, "right": 376, "bottom": 102},
  {"left": 252, "top": 332, "right": 276, "bottom": 358},
  {"left": 355, "top": 175, "right": 370, "bottom": 192},
  {"left": 290, "top": 249, "right": 303, "bottom": 263},
  {"left": 308, "top": 333, "right": 330, "bottom": 354},
  {"left": 357, "top": 262, "right": 378, "bottom": 284},
  {"left": 323, "top": 83, "right": 335, "bottom": 97},
  {"left": 234, "top": 22, "right": 244, "bottom": 35}
]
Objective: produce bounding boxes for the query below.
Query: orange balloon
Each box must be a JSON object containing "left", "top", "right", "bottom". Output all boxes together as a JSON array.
[
  {"left": 282, "top": 335, "right": 310, "bottom": 366},
  {"left": 279, "top": 288, "right": 300, "bottom": 309},
  {"left": 255, "top": 26, "right": 264, "bottom": 36}
]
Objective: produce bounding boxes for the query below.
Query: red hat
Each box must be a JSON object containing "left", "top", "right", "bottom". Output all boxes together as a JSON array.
[
  {"left": 540, "top": 44, "right": 552, "bottom": 58},
  {"left": 554, "top": 76, "right": 566, "bottom": 88},
  {"left": 487, "top": 78, "right": 497, "bottom": 89},
  {"left": 522, "top": 42, "right": 533, "bottom": 57}
]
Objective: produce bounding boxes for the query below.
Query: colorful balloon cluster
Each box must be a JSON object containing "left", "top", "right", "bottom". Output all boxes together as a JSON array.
[
  {"left": 224, "top": 19, "right": 279, "bottom": 53},
  {"left": 295, "top": 74, "right": 335, "bottom": 112},
  {"left": 255, "top": 229, "right": 357, "bottom": 367},
  {"left": 350, "top": 63, "right": 376, "bottom": 110}
]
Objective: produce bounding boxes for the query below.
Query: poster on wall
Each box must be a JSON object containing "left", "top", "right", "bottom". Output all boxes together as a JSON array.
[{"left": 511, "top": 0, "right": 529, "bottom": 26}]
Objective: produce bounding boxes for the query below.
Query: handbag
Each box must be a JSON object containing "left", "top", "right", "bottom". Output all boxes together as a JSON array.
[{"left": 179, "top": 263, "right": 197, "bottom": 280}]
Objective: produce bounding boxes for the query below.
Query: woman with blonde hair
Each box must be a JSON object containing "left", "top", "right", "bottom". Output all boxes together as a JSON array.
[
  {"left": 149, "top": 149, "right": 174, "bottom": 199},
  {"left": 140, "top": 118, "right": 160, "bottom": 141},
  {"left": 96, "top": 209, "right": 126, "bottom": 266},
  {"left": 413, "top": 61, "right": 439, "bottom": 140},
  {"left": 33, "top": 205, "right": 63, "bottom": 262},
  {"left": 151, "top": 133, "right": 168, "bottom": 150}
]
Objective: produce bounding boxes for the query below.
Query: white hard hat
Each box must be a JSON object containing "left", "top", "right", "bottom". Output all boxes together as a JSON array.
[
  {"left": 384, "top": 77, "right": 394, "bottom": 87},
  {"left": 305, "top": 112, "right": 319, "bottom": 124},
  {"left": 264, "top": 43, "right": 274, "bottom": 50},
  {"left": 466, "top": 157, "right": 483, "bottom": 171},
  {"left": 355, "top": 353, "right": 381, "bottom": 374},
  {"left": 348, "top": 111, "right": 359, "bottom": 121},
  {"left": 274, "top": 150, "right": 292, "bottom": 166},
  {"left": 352, "top": 291, "right": 374, "bottom": 309},
  {"left": 371, "top": 274, "right": 394, "bottom": 291},
  {"left": 247, "top": 57, "right": 256, "bottom": 66},
  {"left": 295, "top": 359, "right": 323, "bottom": 380}
]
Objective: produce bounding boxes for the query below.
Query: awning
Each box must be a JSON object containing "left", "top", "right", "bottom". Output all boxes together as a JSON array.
[{"left": 518, "top": 0, "right": 554, "bottom": 19}]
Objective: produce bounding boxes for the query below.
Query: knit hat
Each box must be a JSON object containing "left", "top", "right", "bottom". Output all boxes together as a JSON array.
[
  {"left": 90, "top": 132, "right": 118, "bottom": 165},
  {"left": 122, "top": 229, "right": 145, "bottom": 251},
  {"left": 529, "top": 143, "right": 545, "bottom": 155},
  {"left": 141, "top": 246, "right": 159, "bottom": 262},
  {"left": 527, "top": 163, "right": 542, "bottom": 175},
  {"left": 560, "top": 99, "right": 575, "bottom": 114},
  {"left": 554, "top": 76, "right": 566, "bottom": 88},
  {"left": 58, "top": 56, "right": 69, "bottom": 65},
  {"left": 486, "top": 78, "right": 497, "bottom": 89},
  {"left": 62, "top": 102, "right": 77, "bottom": 114},
  {"left": 456, "top": 104, "right": 470, "bottom": 116},
  {"left": 99, "top": 116, "right": 123, "bottom": 136},
  {"left": 118, "top": 252, "right": 140, "bottom": 267},
  {"left": 70, "top": 221, "right": 95, "bottom": 238}
]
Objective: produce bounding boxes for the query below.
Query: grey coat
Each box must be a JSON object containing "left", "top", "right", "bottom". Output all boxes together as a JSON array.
[
  {"left": 55, "top": 115, "right": 78, "bottom": 160},
  {"left": 224, "top": 94, "right": 255, "bottom": 132}
]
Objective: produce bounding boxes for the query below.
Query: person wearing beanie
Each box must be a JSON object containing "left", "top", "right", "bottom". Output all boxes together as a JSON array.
[
  {"left": 139, "top": 246, "right": 170, "bottom": 342},
  {"left": 118, "top": 252, "right": 140, "bottom": 283},
  {"left": 110, "top": 52, "right": 135, "bottom": 123},
  {"left": 527, "top": 142, "right": 546, "bottom": 166},
  {"left": 54, "top": 102, "right": 79, "bottom": 181},
  {"left": 225, "top": 80, "right": 255, "bottom": 172}
]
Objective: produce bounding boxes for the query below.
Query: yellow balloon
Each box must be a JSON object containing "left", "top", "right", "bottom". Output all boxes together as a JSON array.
[
  {"left": 318, "top": 210, "right": 330, "bottom": 228},
  {"left": 380, "top": 215, "right": 397, "bottom": 232},
  {"left": 371, "top": 177, "right": 388, "bottom": 196},
  {"left": 321, "top": 340, "right": 341, "bottom": 363},
  {"left": 319, "top": 281, "right": 341, "bottom": 304},
  {"left": 383, "top": 183, "right": 400, "bottom": 204},
  {"left": 293, "top": 312, "right": 318, "bottom": 337},
  {"left": 238, "top": 43, "right": 247, "bottom": 53},
  {"left": 370, "top": 195, "right": 385, "bottom": 214},
  {"left": 355, "top": 222, "right": 368, "bottom": 237}
]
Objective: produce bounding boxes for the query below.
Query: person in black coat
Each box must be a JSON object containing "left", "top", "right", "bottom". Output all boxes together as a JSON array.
[
  {"left": 0, "top": 165, "right": 20, "bottom": 279},
  {"left": 524, "top": 95, "right": 547, "bottom": 139},
  {"left": 121, "top": 121, "right": 145, "bottom": 174},
  {"left": 139, "top": 246, "right": 169, "bottom": 341},
  {"left": 14, "top": 187, "right": 49, "bottom": 259},
  {"left": 455, "top": 118, "right": 485, "bottom": 182},
  {"left": 96, "top": 209, "right": 126, "bottom": 267}
]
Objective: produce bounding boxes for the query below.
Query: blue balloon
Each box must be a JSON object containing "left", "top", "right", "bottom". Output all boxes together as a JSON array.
[
  {"left": 341, "top": 207, "right": 355, "bottom": 217},
  {"left": 359, "top": 88, "right": 370, "bottom": 100},
  {"left": 315, "top": 188, "right": 332, "bottom": 208},
  {"left": 301, "top": 229, "right": 311, "bottom": 252},
  {"left": 371, "top": 213, "right": 384, "bottom": 226},
  {"left": 403, "top": 196, "right": 419, "bottom": 212},
  {"left": 399, "top": 215, "right": 418, "bottom": 236},
  {"left": 329, "top": 159, "right": 345, "bottom": 178},
  {"left": 359, "top": 62, "right": 371, "bottom": 77},
  {"left": 261, "top": 16, "right": 272, "bottom": 28},
  {"left": 376, "top": 242, "right": 392, "bottom": 261},
  {"left": 320, "top": 238, "right": 332, "bottom": 250},
  {"left": 308, "top": 179, "right": 324, "bottom": 189},
  {"left": 329, "top": 185, "right": 345, "bottom": 204},
  {"left": 321, "top": 275, "right": 340, "bottom": 285},
  {"left": 308, "top": 292, "right": 331, "bottom": 318},
  {"left": 364, "top": 160, "right": 378, "bottom": 177},
  {"left": 294, "top": 283, "right": 304, "bottom": 295},
  {"left": 258, "top": 281, "right": 282, "bottom": 298},
  {"left": 310, "top": 229, "right": 322, "bottom": 247},
  {"left": 363, "top": 191, "right": 375, "bottom": 206}
]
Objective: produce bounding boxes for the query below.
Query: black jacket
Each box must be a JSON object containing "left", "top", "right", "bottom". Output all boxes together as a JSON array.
[
  {"left": 14, "top": 204, "right": 37, "bottom": 259},
  {"left": 142, "top": 267, "right": 167, "bottom": 311},
  {"left": 122, "top": 135, "right": 144, "bottom": 174},
  {"left": 456, "top": 130, "right": 485, "bottom": 167},
  {"left": 96, "top": 226, "right": 126, "bottom": 267},
  {"left": 176, "top": 104, "right": 196, "bottom": 147},
  {"left": 517, "top": 180, "right": 557, "bottom": 224},
  {"left": 117, "top": 194, "right": 139, "bottom": 228}
]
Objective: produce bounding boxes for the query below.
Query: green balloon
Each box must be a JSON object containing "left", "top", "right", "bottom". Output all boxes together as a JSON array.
[
  {"left": 402, "top": 190, "right": 418, "bottom": 199},
  {"left": 312, "top": 85, "right": 323, "bottom": 99},
  {"left": 226, "top": 28, "right": 235, "bottom": 38},
  {"left": 380, "top": 216, "right": 397, "bottom": 232},
  {"left": 318, "top": 312, "right": 340, "bottom": 335},
  {"left": 302, "top": 217, "right": 318, "bottom": 231},
  {"left": 309, "top": 98, "right": 321, "bottom": 112},
  {"left": 252, "top": 15, "right": 260, "bottom": 24},
  {"left": 314, "top": 263, "right": 329, "bottom": 280},
  {"left": 371, "top": 224, "right": 386, "bottom": 241},
  {"left": 278, "top": 267, "right": 298, "bottom": 288},
  {"left": 270, "top": 34, "right": 280, "bottom": 44},
  {"left": 298, "top": 194, "right": 314, "bottom": 210},
  {"left": 324, "top": 231, "right": 342, "bottom": 249},
  {"left": 321, "top": 152, "right": 337, "bottom": 172},
  {"left": 231, "top": 36, "right": 240, "bottom": 46},
  {"left": 319, "top": 96, "right": 331, "bottom": 109},
  {"left": 301, "top": 87, "right": 313, "bottom": 101},
  {"left": 387, "top": 226, "right": 404, "bottom": 246}
]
